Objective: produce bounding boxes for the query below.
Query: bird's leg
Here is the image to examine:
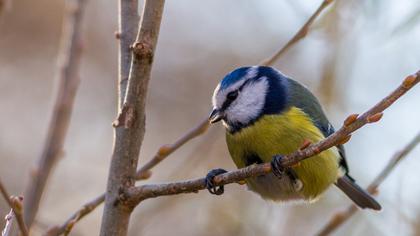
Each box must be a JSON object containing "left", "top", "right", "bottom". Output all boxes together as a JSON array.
[
  {"left": 271, "top": 155, "right": 303, "bottom": 191},
  {"left": 286, "top": 169, "right": 303, "bottom": 191},
  {"left": 205, "top": 168, "right": 228, "bottom": 195}
]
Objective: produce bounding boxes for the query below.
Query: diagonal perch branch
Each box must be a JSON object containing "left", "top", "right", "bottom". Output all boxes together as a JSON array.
[
  {"left": 316, "top": 131, "right": 420, "bottom": 236},
  {"left": 121, "top": 71, "right": 420, "bottom": 206}
]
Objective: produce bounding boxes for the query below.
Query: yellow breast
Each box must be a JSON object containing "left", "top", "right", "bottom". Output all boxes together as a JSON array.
[{"left": 226, "top": 107, "right": 340, "bottom": 200}]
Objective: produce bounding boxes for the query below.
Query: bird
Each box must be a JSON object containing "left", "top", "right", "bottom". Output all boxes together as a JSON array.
[{"left": 206, "top": 66, "right": 381, "bottom": 210}]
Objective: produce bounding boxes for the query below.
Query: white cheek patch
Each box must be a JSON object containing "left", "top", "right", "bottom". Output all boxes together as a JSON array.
[{"left": 226, "top": 77, "right": 269, "bottom": 124}]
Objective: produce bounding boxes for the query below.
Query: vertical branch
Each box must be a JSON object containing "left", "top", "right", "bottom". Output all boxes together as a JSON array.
[
  {"left": 117, "top": 0, "right": 139, "bottom": 109},
  {"left": 0, "top": 179, "right": 28, "bottom": 236},
  {"left": 316, "top": 132, "right": 420, "bottom": 236},
  {"left": 23, "top": 0, "right": 87, "bottom": 228},
  {"left": 99, "top": 1, "right": 165, "bottom": 236}
]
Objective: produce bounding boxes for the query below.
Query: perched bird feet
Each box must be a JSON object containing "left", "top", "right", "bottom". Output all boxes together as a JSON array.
[
  {"left": 271, "top": 154, "right": 286, "bottom": 178},
  {"left": 271, "top": 155, "right": 303, "bottom": 191},
  {"left": 205, "top": 168, "right": 228, "bottom": 195}
]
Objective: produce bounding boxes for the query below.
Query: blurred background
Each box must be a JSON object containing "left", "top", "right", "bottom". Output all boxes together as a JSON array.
[{"left": 1, "top": 0, "right": 420, "bottom": 235}]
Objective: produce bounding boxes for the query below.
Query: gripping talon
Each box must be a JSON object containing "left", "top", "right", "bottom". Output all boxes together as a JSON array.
[
  {"left": 271, "top": 155, "right": 303, "bottom": 192},
  {"left": 271, "top": 155, "right": 285, "bottom": 178},
  {"left": 205, "top": 168, "right": 228, "bottom": 195}
]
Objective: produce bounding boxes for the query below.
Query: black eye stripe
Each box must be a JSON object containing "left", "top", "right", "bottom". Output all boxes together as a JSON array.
[
  {"left": 220, "top": 79, "right": 254, "bottom": 111},
  {"left": 227, "top": 91, "right": 238, "bottom": 100}
]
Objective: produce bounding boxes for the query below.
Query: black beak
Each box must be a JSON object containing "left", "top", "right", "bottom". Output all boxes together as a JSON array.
[{"left": 209, "top": 109, "right": 223, "bottom": 123}]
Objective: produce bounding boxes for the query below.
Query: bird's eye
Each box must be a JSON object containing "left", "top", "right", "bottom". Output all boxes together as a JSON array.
[{"left": 226, "top": 91, "right": 238, "bottom": 101}]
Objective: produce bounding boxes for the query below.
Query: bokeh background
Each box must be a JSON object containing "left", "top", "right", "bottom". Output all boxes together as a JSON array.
[{"left": 1, "top": 0, "right": 420, "bottom": 235}]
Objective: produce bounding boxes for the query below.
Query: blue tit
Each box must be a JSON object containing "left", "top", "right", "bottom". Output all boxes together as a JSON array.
[{"left": 206, "top": 66, "right": 381, "bottom": 210}]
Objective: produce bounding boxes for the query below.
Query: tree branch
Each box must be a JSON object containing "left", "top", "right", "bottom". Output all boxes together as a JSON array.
[
  {"left": 0, "top": 178, "right": 28, "bottom": 236},
  {"left": 2, "top": 209, "right": 13, "bottom": 236},
  {"left": 135, "top": 118, "right": 210, "bottom": 178},
  {"left": 259, "top": 0, "right": 334, "bottom": 66},
  {"left": 99, "top": 1, "right": 165, "bottom": 235},
  {"left": 45, "top": 119, "right": 210, "bottom": 236},
  {"left": 44, "top": 194, "right": 104, "bottom": 236},
  {"left": 116, "top": 0, "right": 139, "bottom": 110},
  {"left": 316, "top": 131, "right": 420, "bottom": 236},
  {"left": 122, "top": 71, "right": 419, "bottom": 206},
  {"left": 45, "top": 119, "right": 211, "bottom": 236},
  {"left": 23, "top": 0, "right": 87, "bottom": 228}
]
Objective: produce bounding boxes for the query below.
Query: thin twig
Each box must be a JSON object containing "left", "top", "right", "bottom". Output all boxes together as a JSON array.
[
  {"left": 44, "top": 194, "right": 104, "bottom": 236},
  {"left": 259, "top": 0, "right": 334, "bottom": 66},
  {"left": 1, "top": 209, "right": 13, "bottom": 236},
  {"left": 45, "top": 120, "right": 211, "bottom": 236},
  {"left": 99, "top": 1, "right": 165, "bottom": 235},
  {"left": 23, "top": 0, "right": 87, "bottom": 228},
  {"left": 316, "top": 132, "right": 420, "bottom": 236},
  {"left": 135, "top": 118, "right": 210, "bottom": 178},
  {"left": 122, "top": 72, "right": 419, "bottom": 205},
  {"left": 0, "top": 179, "right": 28, "bottom": 236}
]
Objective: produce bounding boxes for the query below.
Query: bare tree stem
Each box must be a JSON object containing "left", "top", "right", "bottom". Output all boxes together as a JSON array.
[
  {"left": 99, "top": 1, "right": 165, "bottom": 235},
  {"left": 316, "top": 131, "right": 420, "bottom": 236},
  {"left": 117, "top": 0, "right": 139, "bottom": 110},
  {"left": 122, "top": 71, "right": 419, "bottom": 206},
  {"left": 0, "top": 179, "right": 28, "bottom": 236},
  {"left": 23, "top": 0, "right": 87, "bottom": 228}
]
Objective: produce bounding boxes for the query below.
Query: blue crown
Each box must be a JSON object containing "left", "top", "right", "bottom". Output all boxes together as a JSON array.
[{"left": 219, "top": 67, "right": 251, "bottom": 90}]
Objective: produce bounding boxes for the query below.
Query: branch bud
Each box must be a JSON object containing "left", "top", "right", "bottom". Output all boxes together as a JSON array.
[
  {"left": 137, "top": 170, "right": 152, "bottom": 180},
  {"left": 157, "top": 144, "right": 173, "bottom": 157},
  {"left": 338, "top": 135, "right": 351, "bottom": 145},
  {"left": 299, "top": 139, "right": 312, "bottom": 150},
  {"left": 114, "top": 31, "right": 121, "bottom": 39},
  {"left": 367, "top": 112, "right": 383, "bottom": 123},
  {"left": 402, "top": 74, "right": 417, "bottom": 88},
  {"left": 343, "top": 114, "right": 359, "bottom": 127}
]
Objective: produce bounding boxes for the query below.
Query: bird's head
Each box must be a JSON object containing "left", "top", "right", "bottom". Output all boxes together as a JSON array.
[{"left": 209, "top": 66, "right": 289, "bottom": 133}]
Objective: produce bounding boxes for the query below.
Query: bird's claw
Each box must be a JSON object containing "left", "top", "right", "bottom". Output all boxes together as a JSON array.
[
  {"left": 271, "top": 155, "right": 286, "bottom": 178},
  {"left": 271, "top": 155, "right": 303, "bottom": 191},
  {"left": 205, "top": 168, "right": 228, "bottom": 195}
]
